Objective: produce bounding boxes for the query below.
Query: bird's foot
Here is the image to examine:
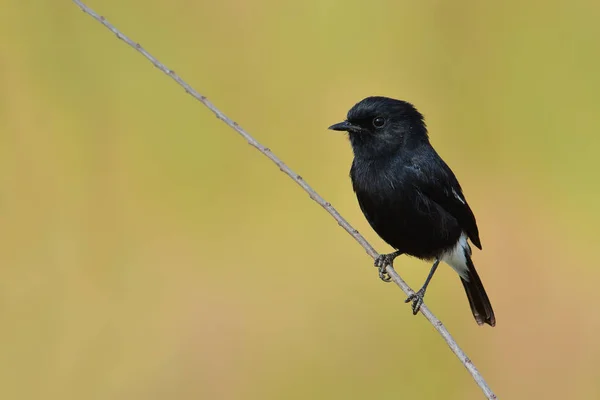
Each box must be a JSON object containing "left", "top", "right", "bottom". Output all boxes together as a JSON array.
[
  {"left": 405, "top": 288, "right": 426, "bottom": 315},
  {"left": 374, "top": 252, "right": 401, "bottom": 283}
]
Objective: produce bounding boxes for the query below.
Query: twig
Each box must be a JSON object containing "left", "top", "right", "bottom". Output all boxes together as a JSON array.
[{"left": 71, "top": 1, "right": 497, "bottom": 398}]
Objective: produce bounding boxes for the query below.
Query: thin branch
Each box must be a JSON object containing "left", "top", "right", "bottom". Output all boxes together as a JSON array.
[{"left": 71, "top": 1, "right": 497, "bottom": 398}]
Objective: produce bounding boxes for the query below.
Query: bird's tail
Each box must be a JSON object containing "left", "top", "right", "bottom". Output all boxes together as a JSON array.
[{"left": 460, "top": 253, "right": 496, "bottom": 327}]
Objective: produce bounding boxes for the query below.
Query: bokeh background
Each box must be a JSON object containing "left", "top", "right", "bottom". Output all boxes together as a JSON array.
[{"left": 1, "top": 0, "right": 599, "bottom": 399}]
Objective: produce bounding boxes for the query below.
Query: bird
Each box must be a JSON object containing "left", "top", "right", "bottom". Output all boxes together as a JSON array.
[{"left": 329, "top": 96, "right": 495, "bottom": 326}]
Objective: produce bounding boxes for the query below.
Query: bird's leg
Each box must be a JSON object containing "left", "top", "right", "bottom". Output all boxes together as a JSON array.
[
  {"left": 374, "top": 251, "right": 403, "bottom": 282},
  {"left": 405, "top": 258, "right": 440, "bottom": 314}
]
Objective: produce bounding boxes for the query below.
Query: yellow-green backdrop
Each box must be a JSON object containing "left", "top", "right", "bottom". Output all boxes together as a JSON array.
[{"left": 2, "top": 1, "right": 599, "bottom": 399}]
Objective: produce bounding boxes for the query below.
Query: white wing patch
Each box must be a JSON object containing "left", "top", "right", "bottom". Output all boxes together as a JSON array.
[
  {"left": 441, "top": 232, "right": 470, "bottom": 281},
  {"left": 452, "top": 188, "right": 466, "bottom": 205}
]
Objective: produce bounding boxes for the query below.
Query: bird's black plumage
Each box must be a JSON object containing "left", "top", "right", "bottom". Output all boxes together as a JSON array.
[{"left": 329, "top": 96, "right": 495, "bottom": 326}]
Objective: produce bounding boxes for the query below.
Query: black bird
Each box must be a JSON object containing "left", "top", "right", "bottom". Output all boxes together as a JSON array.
[{"left": 329, "top": 96, "right": 495, "bottom": 326}]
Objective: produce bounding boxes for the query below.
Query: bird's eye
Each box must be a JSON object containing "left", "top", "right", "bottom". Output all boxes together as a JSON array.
[{"left": 372, "top": 116, "right": 386, "bottom": 128}]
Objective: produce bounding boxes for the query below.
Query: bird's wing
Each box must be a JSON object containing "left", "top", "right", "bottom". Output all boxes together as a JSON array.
[{"left": 408, "top": 157, "right": 482, "bottom": 249}]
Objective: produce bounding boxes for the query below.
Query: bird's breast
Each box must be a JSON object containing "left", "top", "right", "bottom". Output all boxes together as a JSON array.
[
  {"left": 351, "top": 159, "right": 461, "bottom": 259},
  {"left": 350, "top": 158, "right": 403, "bottom": 196}
]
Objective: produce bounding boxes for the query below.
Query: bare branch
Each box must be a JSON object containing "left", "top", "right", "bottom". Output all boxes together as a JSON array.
[{"left": 71, "top": 1, "right": 497, "bottom": 398}]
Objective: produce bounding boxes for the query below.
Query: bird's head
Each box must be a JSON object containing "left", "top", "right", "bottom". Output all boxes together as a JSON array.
[{"left": 329, "top": 96, "right": 428, "bottom": 158}]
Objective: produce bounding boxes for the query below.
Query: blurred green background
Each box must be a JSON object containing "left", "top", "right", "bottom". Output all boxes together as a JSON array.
[{"left": 1, "top": 0, "right": 599, "bottom": 399}]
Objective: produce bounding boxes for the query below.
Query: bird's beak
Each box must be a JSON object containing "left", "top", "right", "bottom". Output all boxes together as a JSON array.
[{"left": 328, "top": 120, "right": 361, "bottom": 133}]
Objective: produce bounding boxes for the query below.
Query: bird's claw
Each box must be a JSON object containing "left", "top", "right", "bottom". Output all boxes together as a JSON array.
[
  {"left": 405, "top": 289, "right": 426, "bottom": 315},
  {"left": 374, "top": 254, "right": 394, "bottom": 282}
]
